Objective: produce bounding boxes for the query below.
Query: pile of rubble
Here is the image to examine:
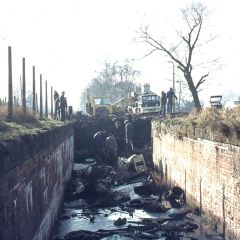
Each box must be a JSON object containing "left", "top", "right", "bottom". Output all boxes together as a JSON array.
[{"left": 51, "top": 155, "right": 224, "bottom": 240}]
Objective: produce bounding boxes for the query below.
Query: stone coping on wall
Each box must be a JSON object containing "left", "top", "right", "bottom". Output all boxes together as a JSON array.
[
  {"left": 152, "top": 119, "right": 240, "bottom": 147},
  {"left": 0, "top": 123, "right": 74, "bottom": 177}
]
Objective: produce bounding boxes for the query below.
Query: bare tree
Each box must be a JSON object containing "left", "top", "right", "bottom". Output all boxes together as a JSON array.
[
  {"left": 139, "top": 3, "right": 217, "bottom": 111},
  {"left": 116, "top": 61, "right": 140, "bottom": 98},
  {"left": 86, "top": 60, "right": 140, "bottom": 101}
]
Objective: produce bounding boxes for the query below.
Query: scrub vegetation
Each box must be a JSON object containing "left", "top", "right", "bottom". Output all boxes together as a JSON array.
[
  {"left": 180, "top": 107, "right": 240, "bottom": 128},
  {"left": 165, "top": 107, "right": 240, "bottom": 140}
]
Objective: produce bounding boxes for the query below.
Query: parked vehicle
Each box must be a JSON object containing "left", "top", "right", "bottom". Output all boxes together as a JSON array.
[
  {"left": 86, "top": 95, "right": 113, "bottom": 117},
  {"left": 86, "top": 91, "right": 135, "bottom": 117},
  {"left": 210, "top": 95, "right": 222, "bottom": 109},
  {"left": 131, "top": 93, "right": 160, "bottom": 114}
]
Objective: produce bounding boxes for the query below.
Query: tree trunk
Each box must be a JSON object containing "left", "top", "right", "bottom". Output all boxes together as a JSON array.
[
  {"left": 191, "top": 88, "right": 201, "bottom": 110},
  {"left": 185, "top": 74, "right": 202, "bottom": 111}
]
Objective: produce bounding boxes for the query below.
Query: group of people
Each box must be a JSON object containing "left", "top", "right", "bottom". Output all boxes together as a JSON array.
[
  {"left": 160, "top": 87, "right": 177, "bottom": 115},
  {"left": 93, "top": 116, "right": 135, "bottom": 166},
  {"left": 54, "top": 91, "right": 68, "bottom": 121}
]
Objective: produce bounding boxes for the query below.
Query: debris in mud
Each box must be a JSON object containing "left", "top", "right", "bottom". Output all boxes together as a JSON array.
[
  {"left": 113, "top": 217, "right": 127, "bottom": 226},
  {"left": 72, "top": 181, "right": 85, "bottom": 196},
  {"left": 54, "top": 158, "right": 195, "bottom": 240},
  {"left": 166, "top": 186, "right": 186, "bottom": 209},
  {"left": 89, "top": 215, "right": 95, "bottom": 223},
  {"left": 167, "top": 208, "right": 192, "bottom": 220},
  {"left": 143, "top": 200, "right": 168, "bottom": 213},
  {"left": 127, "top": 154, "right": 147, "bottom": 174},
  {"left": 133, "top": 176, "right": 156, "bottom": 197}
]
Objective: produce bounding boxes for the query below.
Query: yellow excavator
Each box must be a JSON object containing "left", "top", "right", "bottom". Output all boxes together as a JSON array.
[
  {"left": 86, "top": 95, "right": 113, "bottom": 117},
  {"left": 86, "top": 90, "right": 136, "bottom": 117}
]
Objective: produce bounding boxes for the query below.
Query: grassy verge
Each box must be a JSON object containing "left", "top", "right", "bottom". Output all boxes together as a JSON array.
[{"left": 0, "top": 106, "right": 64, "bottom": 142}]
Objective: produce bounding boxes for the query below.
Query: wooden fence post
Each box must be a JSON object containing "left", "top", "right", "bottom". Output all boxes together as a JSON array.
[
  {"left": 32, "top": 66, "right": 36, "bottom": 116},
  {"left": 45, "top": 80, "right": 48, "bottom": 118},
  {"left": 40, "top": 74, "right": 43, "bottom": 118},
  {"left": 36, "top": 93, "right": 39, "bottom": 114},
  {"left": 8, "top": 46, "right": 13, "bottom": 120},
  {"left": 22, "top": 58, "right": 26, "bottom": 116},
  {"left": 51, "top": 86, "right": 53, "bottom": 117}
]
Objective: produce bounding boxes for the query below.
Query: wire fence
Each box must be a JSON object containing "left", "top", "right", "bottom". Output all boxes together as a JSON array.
[{"left": 0, "top": 46, "right": 55, "bottom": 121}]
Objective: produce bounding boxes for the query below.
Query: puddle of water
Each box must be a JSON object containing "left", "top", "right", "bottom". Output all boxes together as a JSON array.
[{"left": 56, "top": 207, "right": 162, "bottom": 238}]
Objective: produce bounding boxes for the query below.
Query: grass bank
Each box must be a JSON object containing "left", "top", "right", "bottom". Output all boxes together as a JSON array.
[
  {"left": 162, "top": 107, "right": 240, "bottom": 142},
  {"left": 0, "top": 106, "right": 64, "bottom": 142},
  {"left": 170, "top": 107, "right": 240, "bottom": 128}
]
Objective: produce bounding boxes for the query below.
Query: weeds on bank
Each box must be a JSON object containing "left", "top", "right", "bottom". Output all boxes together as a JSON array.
[
  {"left": 185, "top": 107, "right": 240, "bottom": 128},
  {"left": 171, "top": 107, "right": 240, "bottom": 139},
  {"left": 0, "top": 106, "right": 63, "bottom": 141}
]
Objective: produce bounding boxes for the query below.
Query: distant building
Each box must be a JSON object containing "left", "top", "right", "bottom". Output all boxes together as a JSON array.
[{"left": 143, "top": 83, "right": 156, "bottom": 95}]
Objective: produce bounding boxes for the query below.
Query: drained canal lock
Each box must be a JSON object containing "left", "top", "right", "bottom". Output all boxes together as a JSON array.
[{"left": 50, "top": 117, "right": 224, "bottom": 240}]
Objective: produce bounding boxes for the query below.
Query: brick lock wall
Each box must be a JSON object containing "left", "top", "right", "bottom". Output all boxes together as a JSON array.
[
  {"left": 152, "top": 120, "right": 240, "bottom": 240},
  {"left": 0, "top": 124, "right": 74, "bottom": 240}
]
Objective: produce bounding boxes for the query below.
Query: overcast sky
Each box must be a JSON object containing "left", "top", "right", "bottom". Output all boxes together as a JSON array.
[{"left": 0, "top": 0, "right": 239, "bottom": 109}]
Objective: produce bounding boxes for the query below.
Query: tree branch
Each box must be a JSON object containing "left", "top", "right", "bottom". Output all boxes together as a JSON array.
[
  {"left": 195, "top": 73, "right": 209, "bottom": 90},
  {"left": 143, "top": 48, "right": 158, "bottom": 58},
  {"left": 141, "top": 29, "right": 186, "bottom": 70}
]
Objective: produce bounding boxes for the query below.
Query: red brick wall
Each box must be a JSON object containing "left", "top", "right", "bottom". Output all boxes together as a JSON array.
[
  {"left": 152, "top": 120, "right": 240, "bottom": 240},
  {"left": 0, "top": 124, "right": 74, "bottom": 240}
]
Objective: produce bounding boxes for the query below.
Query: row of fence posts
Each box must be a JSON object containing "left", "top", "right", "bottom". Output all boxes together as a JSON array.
[{"left": 6, "top": 46, "right": 55, "bottom": 120}]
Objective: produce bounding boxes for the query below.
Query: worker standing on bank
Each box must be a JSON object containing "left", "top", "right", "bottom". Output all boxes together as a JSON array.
[
  {"left": 54, "top": 91, "right": 60, "bottom": 120},
  {"left": 60, "top": 91, "right": 68, "bottom": 121},
  {"left": 160, "top": 91, "right": 167, "bottom": 115},
  {"left": 166, "top": 88, "right": 177, "bottom": 115}
]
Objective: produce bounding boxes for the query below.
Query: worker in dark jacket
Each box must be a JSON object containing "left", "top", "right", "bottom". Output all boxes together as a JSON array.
[
  {"left": 125, "top": 120, "right": 134, "bottom": 151},
  {"left": 166, "top": 88, "right": 177, "bottom": 115},
  {"left": 160, "top": 91, "right": 167, "bottom": 115},
  {"left": 105, "top": 133, "right": 118, "bottom": 166},
  {"left": 93, "top": 131, "right": 108, "bottom": 162},
  {"left": 54, "top": 91, "right": 60, "bottom": 120},
  {"left": 113, "top": 119, "right": 125, "bottom": 154},
  {"left": 60, "top": 91, "right": 68, "bottom": 121}
]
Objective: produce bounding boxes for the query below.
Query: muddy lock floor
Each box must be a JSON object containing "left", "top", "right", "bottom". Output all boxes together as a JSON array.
[{"left": 51, "top": 154, "right": 224, "bottom": 240}]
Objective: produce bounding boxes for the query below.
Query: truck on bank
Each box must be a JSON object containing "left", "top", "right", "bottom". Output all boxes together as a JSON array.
[{"left": 130, "top": 93, "right": 160, "bottom": 114}]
